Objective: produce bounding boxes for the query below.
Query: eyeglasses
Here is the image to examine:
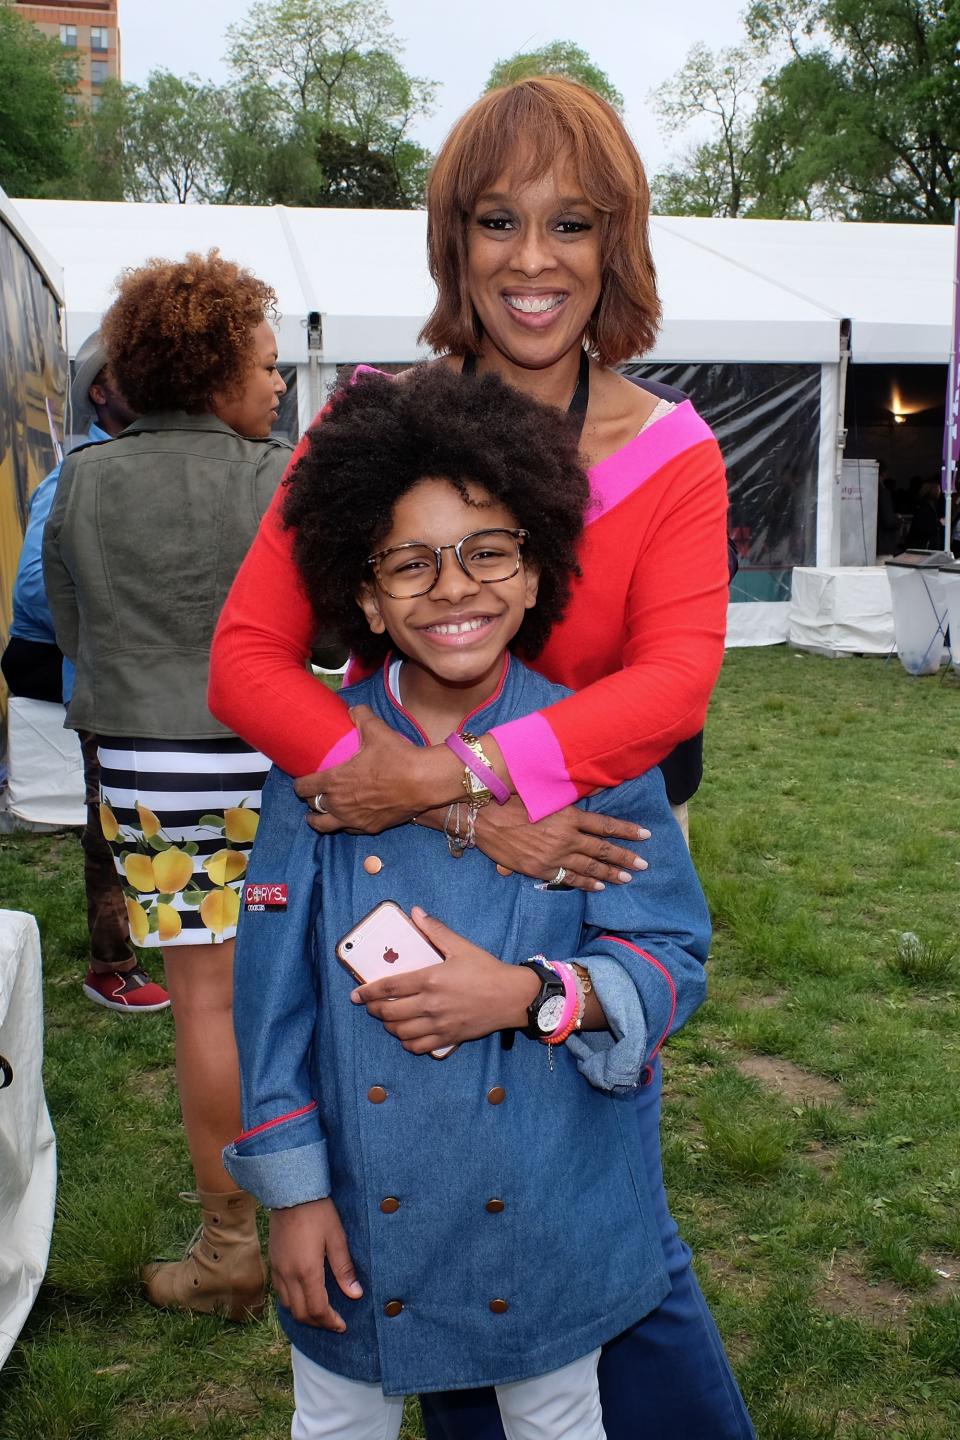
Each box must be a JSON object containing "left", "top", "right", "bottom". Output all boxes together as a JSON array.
[{"left": 368, "top": 528, "right": 529, "bottom": 599}]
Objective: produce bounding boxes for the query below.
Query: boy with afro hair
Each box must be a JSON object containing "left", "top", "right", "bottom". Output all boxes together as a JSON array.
[{"left": 225, "top": 364, "right": 711, "bottom": 1440}]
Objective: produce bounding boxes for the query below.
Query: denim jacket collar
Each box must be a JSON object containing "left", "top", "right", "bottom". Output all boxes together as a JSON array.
[{"left": 373, "top": 651, "right": 515, "bottom": 747}]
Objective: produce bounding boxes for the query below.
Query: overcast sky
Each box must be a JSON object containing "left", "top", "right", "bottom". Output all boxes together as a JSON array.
[{"left": 120, "top": 0, "right": 752, "bottom": 177}]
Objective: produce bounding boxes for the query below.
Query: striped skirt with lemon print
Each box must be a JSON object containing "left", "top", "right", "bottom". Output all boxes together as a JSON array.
[{"left": 97, "top": 736, "right": 272, "bottom": 948}]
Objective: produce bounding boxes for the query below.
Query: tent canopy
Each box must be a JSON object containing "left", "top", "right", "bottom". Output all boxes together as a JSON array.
[{"left": 12, "top": 198, "right": 954, "bottom": 369}]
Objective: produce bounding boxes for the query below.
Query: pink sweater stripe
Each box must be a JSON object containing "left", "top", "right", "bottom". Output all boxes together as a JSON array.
[
  {"left": 587, "top": 402, "right": 713, "bottom": 526},
  {"left": 318, "top": 726, "right": 361, "bottom": 771},
  {"left": 491, "top": 711, "right": 578, "bottom": 822}
]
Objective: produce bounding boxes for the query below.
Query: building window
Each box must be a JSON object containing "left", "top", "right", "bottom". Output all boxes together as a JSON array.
[
  {"left": 90, "top": 60, "right": 110, "bottom": 85},
  {"left": 60, "top": 24, "right": 77, "bottom": 47},
  {"left": 90, "top": 27, "right": 109, "bottom": 52},
  {"left": 90, "top": 95, "right": 103, "bottom": 114}
]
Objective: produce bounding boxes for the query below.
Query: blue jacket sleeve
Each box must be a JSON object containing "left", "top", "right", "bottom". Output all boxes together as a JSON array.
[
  {"left": 563, "top": 769, "right": 710, "bottom": 1093},
  {"left": 11, "top": 468, "right": 60, "bottom": 644},
  {"left": 222, "top": 766, "right": 330, "bottom": 1208}
]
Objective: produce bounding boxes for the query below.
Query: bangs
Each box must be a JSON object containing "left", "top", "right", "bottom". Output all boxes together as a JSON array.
[{"left": 440, "top": 80, "right": 638, "bottom": 220}]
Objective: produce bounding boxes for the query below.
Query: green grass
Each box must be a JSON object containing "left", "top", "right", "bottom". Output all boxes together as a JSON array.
[{"left": 1, "top": 647, "right": 958, "bottom": 1437}]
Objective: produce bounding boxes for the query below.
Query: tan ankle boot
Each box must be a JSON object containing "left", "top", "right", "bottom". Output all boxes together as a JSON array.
[{"left": 143, "top": 1189, "right": 266, "bottom": 1322}]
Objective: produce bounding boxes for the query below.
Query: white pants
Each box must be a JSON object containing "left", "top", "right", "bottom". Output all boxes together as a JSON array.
[{"left": 290, "top": 1344, "right": 606, "bottom": 1440}]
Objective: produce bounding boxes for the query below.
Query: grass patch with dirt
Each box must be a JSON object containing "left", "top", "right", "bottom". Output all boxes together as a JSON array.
[{"left": 1, "top": 647, "right": 958, "bottom": 1438}]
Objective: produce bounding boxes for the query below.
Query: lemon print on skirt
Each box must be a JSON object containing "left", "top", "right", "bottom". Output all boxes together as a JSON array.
[{"left": 103, "top": 797, "right": 261, "bottom": 946}]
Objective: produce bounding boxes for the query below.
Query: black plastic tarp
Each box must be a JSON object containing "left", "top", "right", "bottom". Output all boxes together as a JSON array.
[{"left": 623, "top": 361, "right": 821, "bottom": 602}]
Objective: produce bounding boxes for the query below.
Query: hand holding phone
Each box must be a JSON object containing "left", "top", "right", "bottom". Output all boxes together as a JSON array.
[
  {"left": 345, "top": 905, "right": 536, "bottom": 1059},
  {"left": 336, "top": 901, "right": 455, "bottom": 1057}
]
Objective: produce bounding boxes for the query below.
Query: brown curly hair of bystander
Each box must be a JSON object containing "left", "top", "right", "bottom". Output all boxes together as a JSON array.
[{"left": 100, "top": 249, "right": 278, "bottom": 416}]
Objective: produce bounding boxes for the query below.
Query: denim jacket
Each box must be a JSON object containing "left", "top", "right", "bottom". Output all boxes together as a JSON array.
[{"left": 224, "top": 656, "right": 710, "bottom": 1395}]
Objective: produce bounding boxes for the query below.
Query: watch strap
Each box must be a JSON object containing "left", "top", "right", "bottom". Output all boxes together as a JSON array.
[{"left": 520, "top": 957, "right": 565, "bottom": 1038}]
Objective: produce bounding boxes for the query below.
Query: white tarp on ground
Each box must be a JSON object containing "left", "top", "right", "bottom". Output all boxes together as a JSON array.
[
  {"left": 789, "top": 566, "right": 896, "bottom": 656},
  {"left": 0, "top": 911, "right": 56, "bottom": 1368},
  {"left": 5, "top": 698, "right": 85, "bottom": 826}
]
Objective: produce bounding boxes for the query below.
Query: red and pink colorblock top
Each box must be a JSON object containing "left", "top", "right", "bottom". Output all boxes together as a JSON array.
[{"left": 208, "top": 400, "right": 729, "bottom": 821}]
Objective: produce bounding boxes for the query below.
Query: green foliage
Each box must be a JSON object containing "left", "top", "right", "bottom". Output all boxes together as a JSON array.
[
  {"left": 887, "top": 932, "right": 959, "bottom": 987},
  {"left": 8, "top": 0, "right": 435, "bottom": 207},
  {"left": 484, "top": 41, "right": 624, "bottom": 111},
  {"left": 74, "top": 73, "right": 230, "bottom": 204},
  {"left": 0, "top": 8, "right": 77, "bottom": 197},
  {"left": 223, "top": 0, "right": 436, "bottom": 206},
  {"left": 652, "top": 0, "right": 960, "bottom": 221},
  {"left": 651, "top": 43, "right": 762, "bottom": 217}
]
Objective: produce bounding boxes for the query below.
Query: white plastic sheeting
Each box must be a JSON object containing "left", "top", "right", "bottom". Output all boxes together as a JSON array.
[
  {"left": 886, "top": 559, "right": 951, "bottom": 676},
  {"left": 13, "top": 199, "right": 952, "bottom": 370},
  {"left": 5, "top": 698, "right": 85, "bottom": 826},
  {"left": 0, "top": 911, "right": 56, "bottom": 1368},
  {"left": 726, "top": 601, "right": 790, "bottom": 647},
  {"left": 789, "top": 566, "right": 895, "bottom": 656}
]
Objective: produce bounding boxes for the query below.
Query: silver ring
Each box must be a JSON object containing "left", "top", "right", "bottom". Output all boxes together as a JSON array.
[
  {"left": 310, "top": 793, "right": 328, "bottom": 815},
  {"left": 545, "top": 866, "right": 568, "bottom": 889}
]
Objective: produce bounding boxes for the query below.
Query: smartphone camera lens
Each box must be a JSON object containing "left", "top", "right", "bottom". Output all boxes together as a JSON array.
[{"left": 344, "top": 941, "right": 353, "bottom": 951}]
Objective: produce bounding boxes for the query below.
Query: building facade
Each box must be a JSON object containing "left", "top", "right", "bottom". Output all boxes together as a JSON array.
[{"left": 14, "top": 1, "right": 121, "bottom": 109}]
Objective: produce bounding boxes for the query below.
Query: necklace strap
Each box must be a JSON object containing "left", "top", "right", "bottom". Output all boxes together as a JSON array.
[{"left": 460, "top": 348, "right": 590, "bottom": 440}]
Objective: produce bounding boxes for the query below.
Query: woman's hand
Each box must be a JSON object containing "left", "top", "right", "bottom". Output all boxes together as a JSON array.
[
  {"left": 351, "top": 908, "right": 539, "bottom": 1054},
  {"left": 474, "top": 796, "right": 649, "bottom": 892},
  {"left": 269, "top": 1197, "right": 362, "bottom": 1331},
  {"left": 294, "top": 707, "right": 460, "bottom": 833}
]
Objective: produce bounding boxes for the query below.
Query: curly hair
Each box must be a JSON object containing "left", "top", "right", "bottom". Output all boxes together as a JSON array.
[
  {"left": 100, "top": 249, "right": 277, "bottom": 415},
  {"left": 282, "top": 365, "right": 590, "bottom": 667}
]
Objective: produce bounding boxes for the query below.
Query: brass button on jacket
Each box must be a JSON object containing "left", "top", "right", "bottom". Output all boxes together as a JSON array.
[
  {"left": 489, "top": 1298, "right": 509, "bottom": 1314},
  {"left": 367, "top": 1085, "right": 388, "bottom": 1104},
  {"left": 485, "top": 1198, "right": 505, "bottom": 1214},
  {"left": 363, "top": 855, "right": 383, "bottom": 875},
  {"left": 380, "top": 1196, "right": 400, "bottom": 1214},
  {"left": 486, "top": 1086, "right": 506, "bottom": 1106},
  {"left": 384, "top": 1298, "right": 404, "bottom": 1317}
]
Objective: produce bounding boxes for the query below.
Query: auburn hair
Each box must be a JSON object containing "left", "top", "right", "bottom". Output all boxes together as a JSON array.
[
  {"left": 101, "top": 249, "right": 276, "bottom": 415},
  {"left": 420, "top": 76, "right": 661, "bottom": 367}
]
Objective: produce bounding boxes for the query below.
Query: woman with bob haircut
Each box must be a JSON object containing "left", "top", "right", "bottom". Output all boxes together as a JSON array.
[
  {"left": 210, "top": 78, "right": 754, "bottom": 1436},
  {"left": 45, "top": 249, "right": 291, "bottom": 1324}
]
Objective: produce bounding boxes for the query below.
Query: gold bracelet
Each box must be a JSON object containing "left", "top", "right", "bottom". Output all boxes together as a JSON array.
[{"left": 458, "top": 732, "right": 494, "bottom": 808}]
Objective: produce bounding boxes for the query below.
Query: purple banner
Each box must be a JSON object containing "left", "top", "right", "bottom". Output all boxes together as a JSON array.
[{"left": 943, "top": 205, "right": 960, "bottom": 494}]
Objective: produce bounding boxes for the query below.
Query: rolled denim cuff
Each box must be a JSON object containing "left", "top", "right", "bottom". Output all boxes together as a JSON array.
[
  {"left": 566, "top": 957, "right": 648, "bottom": 1093},
  {"left": 222, "top": 1138, "right": 331, "bottom": 1209}
]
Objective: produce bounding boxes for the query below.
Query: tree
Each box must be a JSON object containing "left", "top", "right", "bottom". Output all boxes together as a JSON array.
[
  {"left": 0, "top": 7, "right": 76, "bottom": 196},
  {"left": 484, "top": 41, "right": 624, "bottom": 111},
  {"left": 652, "top": 0, "right": 960, "bottom": 222},
  {"left": 650, "top": 43, "right": 762, "bottom": 217},
  {"left": 745, "top": 0, "right": 960, "bottom": 222},
  {"left": 224, "top": 0, "right": 435, "bottom": 204},
  {"left": 78, "top": 73, "right": 230, "bottom": 204}
]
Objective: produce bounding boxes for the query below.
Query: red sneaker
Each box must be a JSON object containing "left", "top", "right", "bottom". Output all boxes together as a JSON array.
[{"left": 83, "top": 964, "right": 171, "bottom": 1013}]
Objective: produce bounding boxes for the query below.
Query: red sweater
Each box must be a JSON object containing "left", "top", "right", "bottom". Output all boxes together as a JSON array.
[{"left": 209, "top": 400, "right": 729, "bottom": 821}]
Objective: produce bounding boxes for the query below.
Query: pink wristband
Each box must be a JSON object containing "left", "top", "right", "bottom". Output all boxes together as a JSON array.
[
  {"left": 542, "top": 962, "right": 578, "bottom": 1041},
  {"left": 445, "top": 731, "right": 511, "bottom": 806}
]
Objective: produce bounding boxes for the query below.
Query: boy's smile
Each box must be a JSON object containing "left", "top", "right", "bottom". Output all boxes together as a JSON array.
[{"left": 358, "top": 478, "right": 539, "bottom": 728}]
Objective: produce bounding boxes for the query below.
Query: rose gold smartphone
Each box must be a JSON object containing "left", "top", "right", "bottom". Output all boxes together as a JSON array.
[{"left": 336, "top": 900, "right": 455, "bottom": 1059}]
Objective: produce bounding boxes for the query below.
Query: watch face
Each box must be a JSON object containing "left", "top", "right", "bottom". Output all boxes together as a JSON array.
[{"left": 537, "top": 994, "right": 565, "bottom": 1033}]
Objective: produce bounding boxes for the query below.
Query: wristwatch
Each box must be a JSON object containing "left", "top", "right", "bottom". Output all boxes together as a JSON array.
[
  {"left": 520, "top": 957, "right": 566, "bottom": 1038},
  {"left": 459, "top": 732, "right": 494, "bottom": 807}
]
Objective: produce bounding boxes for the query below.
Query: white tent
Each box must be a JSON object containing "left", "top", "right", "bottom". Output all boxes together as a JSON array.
[{"left": 12, "top": 199, "right": 955, "bottom": 644}]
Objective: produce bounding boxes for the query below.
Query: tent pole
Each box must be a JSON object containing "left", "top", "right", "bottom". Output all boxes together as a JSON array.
[{"left": 943, "top": 201, "right": 959, "bottom": 553}]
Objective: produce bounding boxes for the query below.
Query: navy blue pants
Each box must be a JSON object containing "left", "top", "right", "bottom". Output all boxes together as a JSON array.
[{"left": 420, "top": 1060, "right": 755, "bottom": 1439}]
